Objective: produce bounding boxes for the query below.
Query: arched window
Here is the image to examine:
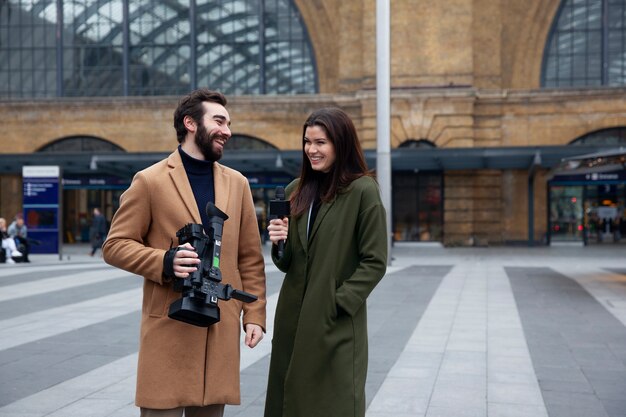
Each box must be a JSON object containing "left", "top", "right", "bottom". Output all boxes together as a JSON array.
[
  {"left": 542, "top": 0, "right": 626, "bottom": 87},
  {"left": 38, "top": 136, "right": 125, "bottom": 152},
  {"left": 569, "top": 127, "right": 626, "bottom": 145},
  {"left": 225, "top": 134, "right": 278, "bottom": 150},
  {"left": 398, "top": 139, "right": 437, "bottom": 148},
  {"left": 0, "top": 0, "right": 317, "bottom": 98}
]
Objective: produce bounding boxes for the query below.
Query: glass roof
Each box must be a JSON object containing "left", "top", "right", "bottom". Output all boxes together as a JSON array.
[{"left": 2, "top": 0, "right": 316, "bottom": 97}]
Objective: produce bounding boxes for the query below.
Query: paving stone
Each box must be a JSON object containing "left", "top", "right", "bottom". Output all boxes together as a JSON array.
[
  {"left": 508, "top": 266, "right": 626, "bottom": 417},
  {"left": 2, "top": 245, "right": 626, "bottom": 417}
]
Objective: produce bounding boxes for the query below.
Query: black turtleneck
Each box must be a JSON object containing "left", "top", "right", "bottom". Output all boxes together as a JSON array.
[
  {"left": 178, "top": 146, "right": 215, "bottom": 232},
  {"left": 308, "top": 196, "right": 322, "bottom": 237}
]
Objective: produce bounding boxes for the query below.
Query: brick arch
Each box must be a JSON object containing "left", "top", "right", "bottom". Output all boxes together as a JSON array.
[
  {"left": 547, "top": 121, "right": 626, "bottom": 147},
  {"left": 8, "top": 99, "right": 177, "bottom": 153},
  {"left": 292, "top": 0, "right": 340, "bottom": 93},
  {"left": 38, "top": 135, "right": 125, "bottom": 152},
  {"left": 569, "top": 127, "right": 626, "bottom": 146},
  {"left": 226, "top": 134, "right": 278, "bottom": 150},
  {"left": 506, "top": 0, "right": 562, "bottom": 89},
  {"left": 398, "top": 139, "right": 437, "bottom": 148}
]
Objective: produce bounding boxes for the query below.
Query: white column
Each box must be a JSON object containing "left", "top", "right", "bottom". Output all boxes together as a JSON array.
[{"left": 376, "top": 0, "right": 392, "bottom": 265}]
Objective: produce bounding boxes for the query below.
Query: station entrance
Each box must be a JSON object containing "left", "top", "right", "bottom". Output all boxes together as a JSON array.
[
  {"left": 392, "top": 171, "right": 443, "bottom": 242},
  {"left": 62, "top": 187, "right": 124, "bottom": 244},
  {"left": 548, "top": 171, "right": 626, "bottom": 245}
]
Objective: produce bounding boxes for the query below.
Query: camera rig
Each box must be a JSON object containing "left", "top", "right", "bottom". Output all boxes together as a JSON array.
[{"left": 168, "top": 203, "right": 257, "bottom": 327}]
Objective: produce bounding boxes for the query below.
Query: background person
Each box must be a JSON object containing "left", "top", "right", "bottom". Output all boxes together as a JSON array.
[
  {"left": 0, "top": 217, "right": 22, "bottom": 264},
  {"left": 102, "top": 89, "right": 266, "bottom": 417},
  {"left": 8, "top": 213, "right": 29, "bottom": 262},
  {"left": 264, "top": 107, "right": 388, "bottom": 417},
  {"left": 89, "top": 208, "right": 107, "bottom": 257}
]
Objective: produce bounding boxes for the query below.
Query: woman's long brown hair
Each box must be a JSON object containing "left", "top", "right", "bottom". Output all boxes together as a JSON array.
[{"left": 290, "top": 107, "right": 371, "bottom": 217}]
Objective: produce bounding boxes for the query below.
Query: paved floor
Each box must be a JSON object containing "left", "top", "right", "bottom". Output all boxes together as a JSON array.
[{"left": 0, "top": 243, "right": 625, "bottom": 417}]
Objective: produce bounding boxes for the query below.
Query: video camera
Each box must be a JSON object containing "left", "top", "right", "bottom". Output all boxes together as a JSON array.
[{"left": 168, "top": 202, "right": 257, "bottom": 327}]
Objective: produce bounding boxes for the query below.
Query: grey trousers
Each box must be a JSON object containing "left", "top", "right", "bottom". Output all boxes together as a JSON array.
[{"left": 140, "top": 404, "right": 225, "bottom": 417}]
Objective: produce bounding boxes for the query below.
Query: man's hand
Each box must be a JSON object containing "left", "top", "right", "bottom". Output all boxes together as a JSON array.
[
  {"left": 244, "top": 324, "right": 264, "bottom": 348},
  {"left": 172, "top": 242, "right": 201, "bottom": 278}
]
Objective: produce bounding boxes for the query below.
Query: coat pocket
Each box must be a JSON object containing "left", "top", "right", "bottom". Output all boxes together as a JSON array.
[
  {"left": 331, "top": 276, "right": 340, "bottom": 319},
  {"left": 148, "top": 282, "right": 171, "bottom": 317}
]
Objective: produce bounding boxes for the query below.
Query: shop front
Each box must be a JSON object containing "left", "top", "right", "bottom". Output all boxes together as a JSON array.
[
  {"left": 61, "top": 174, "right": 129, "bottom": 243},
  {"left": 392, "top": 171, "right": 443, "bottom": 242},
  {"left": 548, "top": 170, "right": 626, "bottom": 245}
]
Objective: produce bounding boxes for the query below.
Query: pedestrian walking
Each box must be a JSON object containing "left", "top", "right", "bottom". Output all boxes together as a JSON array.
[{"left": 89, "top": 208, "right": 107, "bottom": 256}]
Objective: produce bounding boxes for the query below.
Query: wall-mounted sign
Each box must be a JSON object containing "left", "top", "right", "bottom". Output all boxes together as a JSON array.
[{"left": 22, "top": 166, "right": 62, "bottom": 255}]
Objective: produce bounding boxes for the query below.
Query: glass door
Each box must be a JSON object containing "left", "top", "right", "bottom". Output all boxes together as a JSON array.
[
  {"left": 392, "top": 171, "right": 443, "bottom": 241},
  {"left": 585, "top": 183, "right": 625, "bottom": 244},
  {"left": 549, "top": 185, "right": 584, "bottom": 242}
]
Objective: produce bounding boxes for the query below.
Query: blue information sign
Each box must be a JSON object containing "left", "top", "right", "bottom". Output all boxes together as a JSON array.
[{"left": 22, "top": 166, "right": 61, "bottom": 255}]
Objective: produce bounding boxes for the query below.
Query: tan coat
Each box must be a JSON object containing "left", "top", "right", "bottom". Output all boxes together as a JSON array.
[{"left": 102, "top": 150, "right": 266, "bottom": 409}]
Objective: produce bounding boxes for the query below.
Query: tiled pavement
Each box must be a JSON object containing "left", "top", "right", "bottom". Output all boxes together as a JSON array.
[{"left": 0, "top": 243, "right": 625, "bottom": 417}]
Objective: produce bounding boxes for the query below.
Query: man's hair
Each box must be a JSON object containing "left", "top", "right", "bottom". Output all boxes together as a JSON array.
[
  {"left": 290, "top": 107, "right": 371, "bottom": 217},
  {"left": 173, "top": 89, "right": 227, "bottom": 143}
]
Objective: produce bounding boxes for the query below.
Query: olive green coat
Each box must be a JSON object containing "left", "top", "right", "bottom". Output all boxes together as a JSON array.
[{"left": 264, "top": 176, "right": 387, "bottom": 417}]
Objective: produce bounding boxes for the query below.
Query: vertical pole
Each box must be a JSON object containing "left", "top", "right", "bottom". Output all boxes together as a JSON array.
[
  {"left": 582, "top": 185, "right": 588, "bottom": 246},
  {"left": 190, "top": 0, "right": 197, "bottom": 90},
  {"left": 601, "top": 0, "right": 608, "bottom": 85},
  {"left": 376, "top": 0, "right": 392, "bottom": 265},
  {"left": 56, "top": 0, "right": 63, "bottom": 97},
  {"left": 58, "top": 167, "right": 63, "bottom": 261},
  {"left": 122, "top": 0, "right": 129, "bottom": 96},
  {"left": 259, "top": 0, "right": 266, "bottom": 94},
  {"left": 528, "top": 172, "right": 535, "bottom": 246},
  {"left": 528, "top": 151, "right": 541, "bottom": 246},
  {"left": 546, "top": 183, "right": 552, "bottom": 246}
]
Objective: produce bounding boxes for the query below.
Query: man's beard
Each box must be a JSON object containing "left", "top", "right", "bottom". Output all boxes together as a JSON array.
[{"left": 195, "top": 122, "right": 225, "bottom": 161}]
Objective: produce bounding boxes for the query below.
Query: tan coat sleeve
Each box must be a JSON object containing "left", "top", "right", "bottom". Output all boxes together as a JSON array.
[
  {"left": 237, "top": 177, "right": 267, "bottom": 331},
  {"left": 102, "top": 171, "right": 168, "bottom": 284}
]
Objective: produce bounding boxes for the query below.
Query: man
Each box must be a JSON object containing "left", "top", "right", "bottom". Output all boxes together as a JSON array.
[
  {"left": 102, "top": 89, "right": 266, "bottom": 417},
  {"left": 89, "top": 208, "right": 107, "bottom": 256}
]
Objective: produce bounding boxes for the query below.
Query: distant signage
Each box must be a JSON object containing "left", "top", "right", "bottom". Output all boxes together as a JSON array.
[
  {"left": 245, "top": 173, "right": 293, "bottom": 187},
  {"left": 551, "top": 169, "right": 626, "bottom": 183},
  {"left": 585, "top": 172, "right": 623, "bottom": 181},
  {"left": 62, "top": 175, "right": 130, "bottom": 189},
  {"left": 22, "top": 166, "right": 61, "bottom": 255}
]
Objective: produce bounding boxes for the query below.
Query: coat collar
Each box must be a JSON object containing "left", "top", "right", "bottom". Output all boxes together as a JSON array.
[
  {"left": 213, "top": 162, "right": 231, "bottom": 215},
  {"left": 297, "top": 196, "right": 336, "bottom": 250},
  {"left": 166, "top": 150, "right": 230, "bottom": 223}
]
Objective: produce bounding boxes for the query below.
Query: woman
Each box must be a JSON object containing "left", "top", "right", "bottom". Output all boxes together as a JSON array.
[{"left": 264, "top": 107, "right": 387, "bottom": 417}]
